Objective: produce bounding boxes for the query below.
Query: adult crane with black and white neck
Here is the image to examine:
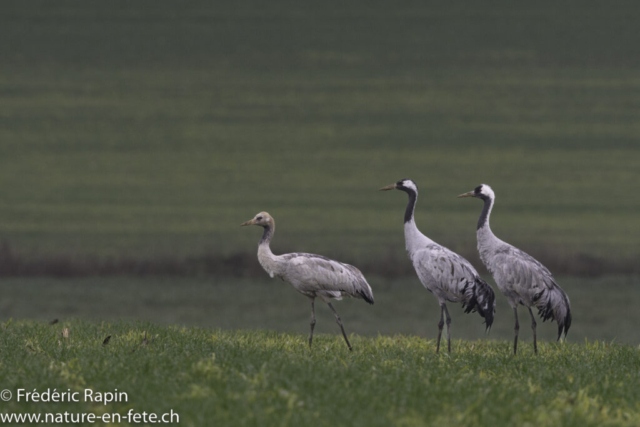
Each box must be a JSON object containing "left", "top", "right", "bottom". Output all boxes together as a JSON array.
[
  {"left": 380, "top": 179, "right": 495, "bottom": 353},
  {"left": 241, "top": 212, "right": 374, "bottom": 351},
  {"left": 458, "top": 184, "right": 571, "bottom": 354}
]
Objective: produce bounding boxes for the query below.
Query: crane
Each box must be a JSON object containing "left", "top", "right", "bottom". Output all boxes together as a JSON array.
[
  {"left": 458, "top": 184, "right": 571, "bottom": 354},
  {"left": 241, "top": 212, "right": 374, "bottom": 351},
  {"left": 380, "top": 179, "right": 495, "bottom": 353}
]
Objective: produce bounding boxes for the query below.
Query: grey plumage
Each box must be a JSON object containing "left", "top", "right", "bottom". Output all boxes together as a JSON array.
[
  {"left": 459, "top": 184, "right": 571, "bottom": 354},
  {"left": 278, "top": 253, "right": 375, "bottom": 304},
  {"left": 381, "top": 179, "right": 496, "bottom": 353},
  {"left": 411, "top": 244, "right": 495, "bottom": 324},
  {"left": 241, "top": 211, "right": 373, "bottom": 351},
  {"left": 487, "top": 245, "right": 571, "bottom": 337}
]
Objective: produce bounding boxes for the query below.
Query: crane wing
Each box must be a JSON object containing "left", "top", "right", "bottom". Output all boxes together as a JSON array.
[
  {"left": 491, "top": 245, "right": 555, "bottom": 292},
  {"left": 280, "top": 253, "right": 374, "bottom": 303},
  {"left": 491, "top": 245, "right": 571, "bottom": 337},
  {"left": 411, "top": 244, "right": 495, "bottom": 327},
  {"left": 413, "top": 245, "right": 480, "bottom": 294}
]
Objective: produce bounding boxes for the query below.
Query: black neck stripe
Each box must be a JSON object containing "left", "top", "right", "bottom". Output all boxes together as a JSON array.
[
  {"left": 477, "top": 197, "right": 492, "bottom": 230},
  {"left": 404, "top": 189, "right": 417, "bottom": 223}
]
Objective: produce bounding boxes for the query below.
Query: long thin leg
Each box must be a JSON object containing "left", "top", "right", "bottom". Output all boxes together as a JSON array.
[
  {"left": 436, "top": 305, "right": 445, "bottom": 354},
  {"left": 327, "top": 303, "right": 352, "bottom": 351},
  {"left": 528, "top": 306, "right": 537, "bottom": 354},
  {"left": 443, "top": 304, "right": 452, "bottom": 353},
  {"left": 308, "top": 298, "right": 316, "bottom": 349},
  {"left": 513, "top": 306, "right": 520, "bottom": 355}
]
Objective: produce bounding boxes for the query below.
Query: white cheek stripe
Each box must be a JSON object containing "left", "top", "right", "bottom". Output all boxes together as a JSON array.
[
  {"left": 403, "top": 180, "right": 417, "bottom": 192},
  {"left": 480, "top": 184, "right": 495, "bottom": 198}
]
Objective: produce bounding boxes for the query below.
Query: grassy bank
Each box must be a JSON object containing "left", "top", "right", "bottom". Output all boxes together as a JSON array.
[
  {"left": 1, "top": 320, "right": 639, "bottom": 426},
  {"left": 1, "top": 275, "right": 638, "bottom": 344}
]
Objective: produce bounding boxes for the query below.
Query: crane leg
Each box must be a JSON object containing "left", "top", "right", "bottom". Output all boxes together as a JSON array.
[
  {"left": 528, "top": 306, "right": 537, "bottom": 354},
  {"left": 436, "top": 305, "right": 445, "bottom": 354},
  {"left": 327, "top": 303, "right": 352, "bottom": 351},
  {"left": 513, "top": 306, "right": 520, "bottom": 355},
  {"left": 309, "top": 298, "right": 316, "bottom": 349},
  {"left": 443, "top": 304, "right": 452, "bottom": 353}
]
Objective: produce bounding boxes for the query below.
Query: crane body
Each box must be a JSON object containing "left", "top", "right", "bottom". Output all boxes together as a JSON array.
[
  {"left": 242, "top": 212, "right": 374, "bottom": 351},
  {"left": 381, "top": 179, "right": 496, "bottom": 353},
  {"left": 459, "top": 184, "right": 572, "bottom": 354}
]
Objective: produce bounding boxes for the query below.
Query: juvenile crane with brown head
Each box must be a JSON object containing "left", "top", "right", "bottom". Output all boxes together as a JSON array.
[{"left": 241, "top": 212, "right": 374, "bottom": 351}]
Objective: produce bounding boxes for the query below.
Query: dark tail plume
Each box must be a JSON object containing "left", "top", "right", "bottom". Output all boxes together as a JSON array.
[
  {"left": 358, "top": 288, "right": 374, "bottom": 305},
  {"left": 534, "top": 282, "right": 571, "bottom": 340},
  {"left": 462, "top": 277, "right": 496, "bottom": 330}
]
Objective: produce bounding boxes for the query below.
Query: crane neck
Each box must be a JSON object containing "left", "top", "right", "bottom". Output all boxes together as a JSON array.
[
  {"left": 402, "top": 189, "right": 434, "bottom": 253},
  {"left": 257, "top": 222, "right": 281, "bottom": 278},
  {"left": 259, "top": 223, "right": 275, "bottom": 246},
  {"left": 477, "top": 196, "right": 494, "bottom": 231},
  {"left": 476, "top": 196, "right": 504, "bottom": 265},
  {"left": 403, "top": 188, "right": 417, "bottom": 224}
]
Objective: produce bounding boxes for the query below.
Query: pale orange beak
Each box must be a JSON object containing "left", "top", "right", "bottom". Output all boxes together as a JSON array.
[{"left": 457, "top": 191, "right": 475, "bottom": 198}]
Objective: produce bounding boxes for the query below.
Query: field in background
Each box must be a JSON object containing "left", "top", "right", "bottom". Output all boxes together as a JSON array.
[
  {"left": 2, "top": 275, "right": 638, "bottom": 344},
  {"left": 0, "top": 1, "right": 639, "bottom": 276},
  {"left": 1, "top": 3, "right": 640, "bottom": 426},
  {"left": 2, "top": 320, "right": 640, "bottom": 426}
]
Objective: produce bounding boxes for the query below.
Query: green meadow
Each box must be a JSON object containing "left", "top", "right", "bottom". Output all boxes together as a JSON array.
[
  {"left": 1, "top": 2, "right": 640, "bottom": 425},
  {"left": 0, "top": 1, "right": 638, "bottom": 273},
  {"left": 1, "top": 320, "right": 640, "bottom": 427},
  {"left": 1, "top": 275, "right": 638, "bottom": 345}
]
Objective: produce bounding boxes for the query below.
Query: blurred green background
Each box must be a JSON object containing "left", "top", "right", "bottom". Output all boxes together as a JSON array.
[{"left": 0, "top": 1, "right": 638, "bottom": 342}]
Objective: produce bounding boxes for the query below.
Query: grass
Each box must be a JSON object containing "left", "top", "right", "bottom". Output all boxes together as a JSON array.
[
  {"left": 1, "top": 320, "right": 639, "bottom": 427},
  {"left": 1, "top": 4, "right": 638, "bottom": 424},
  {"left": 1, "top": 275, "right": 638, "bottom": 345},
  {"left": 0, "top": 1, "right": 639, "bottom": 274}
]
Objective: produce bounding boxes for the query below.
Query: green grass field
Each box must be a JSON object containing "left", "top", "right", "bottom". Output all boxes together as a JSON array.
[
  {"left": 1, "top": 3, "right": 640, "bottom": 425},
  {"left": 0, "top": 1, "right": 639, "bottom": 273},
  {"left": 2, "top": 275, "right": 638, "bottom": 345},
  {"left": 2, "top": 320, "right": 640, "bottom": 426}
]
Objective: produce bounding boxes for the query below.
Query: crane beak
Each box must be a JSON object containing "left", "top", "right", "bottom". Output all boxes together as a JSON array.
[
  {"left": 379, "top": 184, "right": 397, "bottom": 191},
  {"left": 457, "top": 191, "right": 475, "bottom": 198},
  {"left": 240, "top": 219, "right": 256, "bottom": 226}
]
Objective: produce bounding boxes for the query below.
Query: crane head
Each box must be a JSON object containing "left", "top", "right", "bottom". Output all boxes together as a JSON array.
[
  {"left": 241, "top": 212, "right": 273, "bottom": 227},
  {"left": 379, "top": 179, "right": 418, "bottom": 193},
  {"left": 458, "top": 184, "right": 494, "bottom": 200}
]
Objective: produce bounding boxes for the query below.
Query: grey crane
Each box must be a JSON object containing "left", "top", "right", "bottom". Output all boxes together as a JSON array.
[
  {"left": 380, "top": 179, "right": 495, "bottom": 353},
  {"left": 458, "top": 184, "right": 572, "bottom": 354},
  {"left": 241, "top": 212, "right": 374, "bottom": 351}
]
